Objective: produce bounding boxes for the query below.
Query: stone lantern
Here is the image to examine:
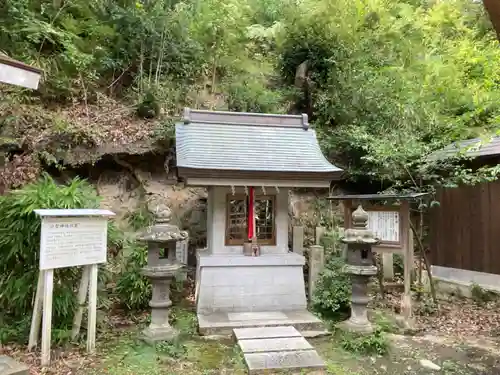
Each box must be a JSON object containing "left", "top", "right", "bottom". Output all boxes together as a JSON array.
[
  {"left": 137, "top": 202, "right": 188, "bottom": 344},
  {"left": 340, "top": 204, "right": 379, "bottom": 333}
]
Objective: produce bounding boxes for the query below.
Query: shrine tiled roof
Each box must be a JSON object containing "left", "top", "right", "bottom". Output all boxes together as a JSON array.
[
  {"left": 429, "top": 135, "right": 500, "bottom": 161},
  {"left": 175, "top": 108, "right": 342, "bottom": 178}
]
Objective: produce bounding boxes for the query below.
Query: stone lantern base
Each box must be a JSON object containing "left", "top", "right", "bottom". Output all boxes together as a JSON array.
[
  {"left": 141, "top": 325, "right": 179, "bottom": 345},
  {"left": 337, "top": 269, "right": 377, "bottom": 334},
  {"left": 141, "top": 265, "right": 182, "bottom": 345},
  {"left": 337, "top": 317, "right": 374, "bottom": 334}
]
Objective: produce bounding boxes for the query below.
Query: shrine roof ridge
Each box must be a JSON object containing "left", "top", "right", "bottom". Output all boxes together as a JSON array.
[{"left": 182, "top": 107, "right": 309, "bottom": 130}]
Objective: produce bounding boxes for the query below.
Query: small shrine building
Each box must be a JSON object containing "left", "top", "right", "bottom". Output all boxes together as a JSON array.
[{"left": 175, "top": 108, "right": 343, "bottom": 334}]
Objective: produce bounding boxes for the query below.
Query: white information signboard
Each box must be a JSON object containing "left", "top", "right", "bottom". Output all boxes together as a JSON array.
[
  {"left": 30, "top": 209, "right": 115, "bottom": 367},
  {"left": 40, "top": 217, "right": 107, "bottom": 270},
  {"left": 366, "top": 210, "right": 400, "bottom": 243}
]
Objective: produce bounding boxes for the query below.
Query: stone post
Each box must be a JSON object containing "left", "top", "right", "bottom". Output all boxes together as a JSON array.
[
  {"left": 315, "top": 226, "right": 325, "bottom": 246},
  {"left": 308, "top": 245, "right": 325, "bottom": 300},
  {"left": 339, "top": 204, "right": 379, "bottom": 333},
  {"left": 292, "top": 226, "right": 304, "bottom": 255},
  {"left": 176, "top": 238, "right": 189, "bottom": 282},
  {"left": 382, "top": 252, "right": 395, "bottom": 280}
]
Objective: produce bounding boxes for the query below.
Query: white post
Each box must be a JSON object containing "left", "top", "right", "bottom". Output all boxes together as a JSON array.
[
  {"left": 72, "top": 266, "right": 91, "bottom": 340},
  {"left": 315, "top": 226, "right": 325, "bottom": 246},
  {"left": 41, "top": 269, "right": 54, "bottom": 367},
  {"left": 87, "top": 263, "right": 98, "bottom": 353},
  {"left": 28, "top": 270, "right": 45, "bottom": 351}
]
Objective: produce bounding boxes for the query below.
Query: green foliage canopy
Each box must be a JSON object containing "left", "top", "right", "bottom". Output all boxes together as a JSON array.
[{"left": 278, "top": 0, "right": 500, "bottom": 189}]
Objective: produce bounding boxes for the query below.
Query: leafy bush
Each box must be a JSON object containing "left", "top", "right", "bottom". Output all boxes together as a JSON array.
[
  {"left": 115, "top": 241, "right": 151, "bottom": 310},
  {"left": 125, "top": 207, "right": 154, "bottom": 231},
  {"left": 312, "top": 229, "right": 350, "bottom": 321},
  {"left": 311, "top": 255, "right": 351, "bottom": 321},
  {"left": 225, "top": 76, "right": 287, "bottom": 113},
  {"left": 0, "top": 174, "right": 112, "bottom": 343},
  {"left": 339, "top": 327, "right": 389, "bottom": 356},
  {"left": 278, "top": 0, "right": 500, "bottom": 188},
  {"left": 470, "top": 282, "right": 498, "bottom": 305}
]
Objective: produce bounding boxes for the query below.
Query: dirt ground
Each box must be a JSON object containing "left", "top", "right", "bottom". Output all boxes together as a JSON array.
[{"left": 3, "top": 293, "right": 500, "bottom": 375}]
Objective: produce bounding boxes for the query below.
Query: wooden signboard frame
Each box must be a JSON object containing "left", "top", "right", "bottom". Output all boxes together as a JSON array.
[
  {"left": 0, "top": 55, "right": 42, "bottom": 89},
  {"left": 29, "top": 209, "right": 115, "bottom": 367},
  {"left": 343, "top": 200, "right": 410, "bottom": 253}
]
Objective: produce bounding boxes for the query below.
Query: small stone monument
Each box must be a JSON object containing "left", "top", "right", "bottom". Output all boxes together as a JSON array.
[
  {"left": 339, "top": 204, "right": 379, "bottom": 333},
  {"left": 137, "top": 202, "right": 188, "bottom": 344}
]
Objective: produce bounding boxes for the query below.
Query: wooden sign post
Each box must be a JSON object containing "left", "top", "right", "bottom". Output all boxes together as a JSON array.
[{"left": 28, "top": 209, "right": 115, "bottom": 367}]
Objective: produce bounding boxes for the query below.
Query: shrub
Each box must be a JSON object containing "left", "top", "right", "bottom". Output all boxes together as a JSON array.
[
  {"left": 0, "top": 174, "right": 113, "bottom": 343},
  {"left": 339, "top": 327, "right": 389, "bottom": 356},
  {"left": 311, "top": 255, "right": 351, "bottom": 321},
  {"left": 312, "top": 229, "right": 350, "bottom": 321},
  {"left": 115, "top": 241, "right": 151, "bottom": 310}
]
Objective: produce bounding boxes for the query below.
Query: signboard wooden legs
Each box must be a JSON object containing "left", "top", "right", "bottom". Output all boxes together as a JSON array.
[
  {"left": 41, "top": 269, "right": 54, "bottom": 367},
  {"left": 87, "top": 264, "right": 98, "bottom": 353},
  {"left": 28, "top": 265, "right": 98, "bottom": 366}
]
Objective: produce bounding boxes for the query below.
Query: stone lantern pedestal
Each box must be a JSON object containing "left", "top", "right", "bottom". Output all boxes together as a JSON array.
[
  {"left": 137, "top": 203, "right": 188, "bottom": 344},
  {"left": 339, "top": 204, "right": 379, "bottom": 334}
]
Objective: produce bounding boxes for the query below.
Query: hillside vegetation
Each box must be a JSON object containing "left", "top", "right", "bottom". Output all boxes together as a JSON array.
[{"left": 1, "top": 0, "right": 500, "bottom": 191}]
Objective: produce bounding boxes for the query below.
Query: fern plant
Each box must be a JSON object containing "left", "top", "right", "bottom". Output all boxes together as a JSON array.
[
  {"left": 115, "top": 241, "right": 151, "bottom": 310},
  {"left": 0, "top": 173, "right": 112, "bottom": 343}
]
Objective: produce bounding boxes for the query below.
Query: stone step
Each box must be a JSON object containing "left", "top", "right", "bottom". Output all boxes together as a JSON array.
[
  {"left": 234, "top": 326, "right": 326, "bottom": 374},
  {"left": 198, "top": 310, "right": 325, "bottom": 336},
  {"left": 239, "top": 337, "right": 313, "bottom": 353},
  {"left": 244, "top": 350, "right": 326, "bottom": 374}
]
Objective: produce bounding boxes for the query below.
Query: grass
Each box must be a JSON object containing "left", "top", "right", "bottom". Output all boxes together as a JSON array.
[
  {"left": 47, "top": 307, "right": 497, "bottom": 375},
  {"left": 82, "top": 308, "right": 247, "bottom": 375}
]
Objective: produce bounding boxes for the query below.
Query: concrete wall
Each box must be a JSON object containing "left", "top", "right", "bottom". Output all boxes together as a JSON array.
[
  {"left": 431, "top": 265, "right": 500, "bottom": 298},
  {"left": 208, "top": 186, "right": 289, "bottom": 255}
]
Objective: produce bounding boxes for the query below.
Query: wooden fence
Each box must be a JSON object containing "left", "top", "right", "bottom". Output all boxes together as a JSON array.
[{"left": 429, "top": 180, "right": 500, "bottom": 275}]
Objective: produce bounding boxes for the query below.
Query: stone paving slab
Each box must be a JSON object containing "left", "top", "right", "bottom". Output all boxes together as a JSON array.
[
  {"left": 244, "top": 350, "right": 325, "bottom": 374},
  {"left": 239, "top": 337, "right": 313, "bottom": 353},
  {"left": 234, "top": 326, "right": 302, "bottom": 340},
  {"left": 234, "top": 325, "right": 326, "bottom": 374},
  {"left": 0, "top": 356, "right": 29, "bottom": 375}
]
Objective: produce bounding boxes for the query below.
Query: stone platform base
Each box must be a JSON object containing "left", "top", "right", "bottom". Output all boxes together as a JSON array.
[
  {"left": 196, "top": 253, "right": 308, "bottom": 315},
  {"left": 234, "top": 326, "right": 325, "bottom": 374},
  {"left": 198, "top": 310, "right": 327, "bottom": 337}
]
